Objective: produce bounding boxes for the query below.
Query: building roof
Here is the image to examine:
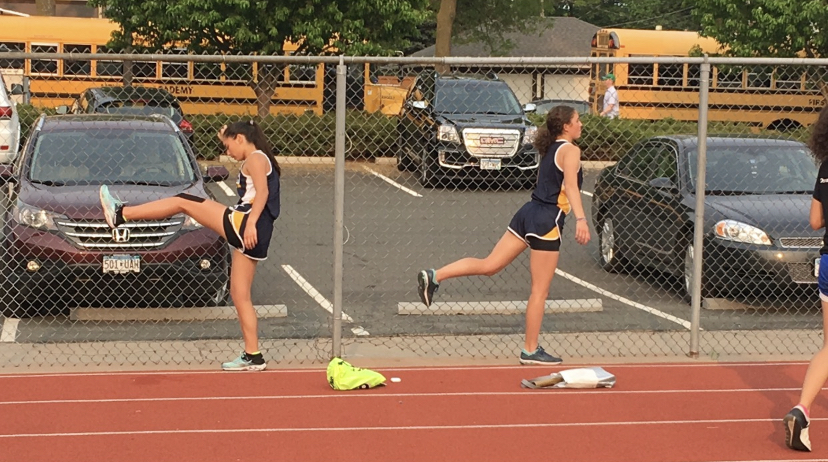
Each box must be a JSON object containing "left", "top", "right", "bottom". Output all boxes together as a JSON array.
[{"left": 411, "top": 17, "right": 599, "bottom": 58}]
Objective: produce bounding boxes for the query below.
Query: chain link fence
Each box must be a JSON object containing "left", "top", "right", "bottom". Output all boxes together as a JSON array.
[{"left": 0, "top": 52, "right": 826, "bottom": 368}]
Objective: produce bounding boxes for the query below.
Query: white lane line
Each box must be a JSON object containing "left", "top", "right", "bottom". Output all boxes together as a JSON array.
[
  {"left": 217, "top": 181, "right": 235, "bottom": 197},
  {"left": 555, "top": 269, "right": 693, "bottom": 330},
  {"left": 0, "top": 386, "right": 810, "bottom": 406},
  {"left": 363, "top": 167, "right": 423, "bottom": 197},
  {"left": 281, "top": 265, "right": 370, "bottom": 337},
  {"left": 0, "top": 361, "right": 811, "bottom": 379},
  {"left": 0, "top": 317, "right": 18, "bottom": 343},
  {"left": 0, "top": 417, "right": 820, "bottom": 439}
]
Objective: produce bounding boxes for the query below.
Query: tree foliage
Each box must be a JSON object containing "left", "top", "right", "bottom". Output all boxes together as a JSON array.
[
  {"left": 88, "top": 0, "right": 429, "bottom": 116},
  {"left": 543, "top": 0, "right": 699, "bottom": 31}
]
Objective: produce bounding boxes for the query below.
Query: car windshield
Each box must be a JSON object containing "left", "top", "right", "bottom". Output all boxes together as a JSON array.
[
  {"left": 96, "top": 104, "right": 183, "bottom": 124},
  {"left": 29, "top": 130, "right": 195, "bottom": 186},
  {"left": 435, "top": 80, "right": 522, "bottom": 115},
  {"left": 687, "top": 145, "right": 817, "bottom": 194}
]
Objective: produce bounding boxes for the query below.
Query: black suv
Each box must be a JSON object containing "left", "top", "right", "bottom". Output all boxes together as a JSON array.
[
  {"left": 58, "top": 86, "right": 195, "bottom": 147},
  {"left": 0, "top": 114, "right": 230, "bottom": 316},
  {"left": 397, "top": 72, "right": 539, "bottom": 187}
]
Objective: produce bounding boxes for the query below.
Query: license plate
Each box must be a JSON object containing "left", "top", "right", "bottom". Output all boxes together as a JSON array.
[
  {"left": 816, "top": 258, "right": 821, "bottom": 278},
  {"left": 480, "top": 158, "right": 501, "bottom": 170},
  {"left": 103, "top": 255, "right": 141, "bottom": 274}
]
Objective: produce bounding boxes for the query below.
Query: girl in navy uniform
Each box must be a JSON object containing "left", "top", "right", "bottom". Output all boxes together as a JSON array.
[
  {"left": 100, "top": 120, "right": 280, "bottom": 371},
  {"left": 416, "top": 106, "right": 590, "bottom": 365},
  {"left": 783, "top": 105, "right": 828, "bottom": 451}
]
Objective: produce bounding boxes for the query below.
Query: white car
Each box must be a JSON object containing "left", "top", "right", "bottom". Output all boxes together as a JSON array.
[{"left": 0, "top": 71, "right": 20, "bottom": 164}]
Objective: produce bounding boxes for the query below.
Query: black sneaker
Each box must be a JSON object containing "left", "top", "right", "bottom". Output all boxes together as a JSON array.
[
  {"left": 417, "top": 269, "right": 439, "bottom": 307},
  {"left": 519, "top": 346, "right": 563, "bottom": 365},
  {"left": 783, "top": 405, "right": 811, "bottom": 451}
]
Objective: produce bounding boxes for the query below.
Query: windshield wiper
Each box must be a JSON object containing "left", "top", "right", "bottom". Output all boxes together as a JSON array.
[
  {"left": 112, "top": 180, "right": 172, "bottom": 186},
  {"left": 30, "top": 180, "right": 66, "bottom": 186},
  {"left": 705, "top": 189, "right": 752, "bottom": 196}
]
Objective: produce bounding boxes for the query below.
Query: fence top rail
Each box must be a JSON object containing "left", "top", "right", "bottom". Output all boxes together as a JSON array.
[{"left": 3, "top": 52, "right": 828, "bottom": 67}]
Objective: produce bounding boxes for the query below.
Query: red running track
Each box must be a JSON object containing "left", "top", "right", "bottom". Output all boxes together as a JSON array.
[{"left": 0, "top": 362, "right": 826, "bottom": 462}]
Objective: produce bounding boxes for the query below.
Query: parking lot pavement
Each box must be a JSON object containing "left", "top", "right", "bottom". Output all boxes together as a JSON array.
[{"left": 2, "top": 161, "right": 821, "bottom": 346}]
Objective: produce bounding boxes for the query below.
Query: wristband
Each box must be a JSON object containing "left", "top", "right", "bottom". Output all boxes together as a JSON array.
[{"left": 576, "top": 217, "right": 587, "bottom": 222}]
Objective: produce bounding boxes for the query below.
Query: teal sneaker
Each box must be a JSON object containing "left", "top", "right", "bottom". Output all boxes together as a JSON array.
[
  {"left": 417, "top": 269, "right": 439, "bottom": 307},
  {"left": 221, "top": 351, "right": 267, "bottom": 371},
  {"left": 519, "top": 346, "right": 562, "bottom": 365},
  {"left": 99, "top": 185, "right": 125, "bottom": 229}
]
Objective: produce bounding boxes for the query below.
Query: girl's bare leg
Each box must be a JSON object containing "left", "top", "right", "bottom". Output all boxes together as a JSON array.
[
  {"left": 123, "top": 197, "right": 228, "bottom": 239},
  {"left": 797, "top": 299, "right": 828, "bottom": 410},
  {"left": 525, "top": 249, "right": 559, "bottom": 352},
  {"left": 434, "top": 231, "right": 526, "bottom": 282},
  {"left": 229, "top": 250, "right": 260, "bottom": 354}
]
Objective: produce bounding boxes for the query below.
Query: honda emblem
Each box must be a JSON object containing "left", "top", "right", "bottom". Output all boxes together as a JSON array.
[{"left": 112, "top": 228, "right": 130, "bottom": 243}]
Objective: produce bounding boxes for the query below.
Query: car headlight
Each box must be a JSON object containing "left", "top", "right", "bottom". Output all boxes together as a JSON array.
[
  {"left": 13, "top": 201, "right": 65, "bottom": 231},
  {"left": 714, "top": 220, "right": 771, "bottom": 245},
  {"left": 437, "top": 125, "right": 460, "bottom": 143},
  {"left": 524, "top": 125, "right": 538, "bottom": 145},
  {"left": 182, "top": 215, "right": 203, "bottom": 230}
]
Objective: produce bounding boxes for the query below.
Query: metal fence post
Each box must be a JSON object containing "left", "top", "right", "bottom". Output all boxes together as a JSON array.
[
  {"left": 332, "top": 56, "right": 347, "bottom": 359},
  {"left": 689, "top": 56, "right": 710, "bottom": 358}
]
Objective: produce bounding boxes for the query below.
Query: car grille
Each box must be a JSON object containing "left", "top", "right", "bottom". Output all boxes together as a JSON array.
[
  {"left": 787, "top": 262, "right": 817, "bottom": 283},
  {"left": 462, "top": 129, "right": 521, "bottom": 157},
  {"left": 779, "top": 237, "right": 823, "bottom": 248},
  {"left": 55, "top": 218, "right": 184, "bottom": 250}
]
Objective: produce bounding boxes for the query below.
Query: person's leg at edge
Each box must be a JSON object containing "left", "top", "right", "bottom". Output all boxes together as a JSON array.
[
  {"left": 434, "top": 231, "right": 526, "bottom": 282},
  {"left": 230, "top": 249, "right": 260, "bottom": 354},
  {"left": 123, "top": 197, "right": 228, "bottom": 239},
  {"left": 524, "top": 248, "right": 559, "bottom": 352},
  {"left": 797, "top": 298, "right": 828, "bottom": 410}
]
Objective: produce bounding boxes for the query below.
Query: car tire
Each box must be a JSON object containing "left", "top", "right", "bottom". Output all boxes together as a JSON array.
[
  {"left": 419, "top": 149, "right": 437, "bottom": 188},
  {"left": 682, "top": 240, "right": 716, "bottom": 303},
  {"left": 396, "top": 140, "right": 414, "bottom": 172},
  {"left": 598, "top": 216, "right": 627, "bottom": 273}
]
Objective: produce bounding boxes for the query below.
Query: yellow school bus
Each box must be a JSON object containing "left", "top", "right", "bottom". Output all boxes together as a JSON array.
[
  {"left": 0, "top": 15, "right": 411, "bottom": 117},
  {"left": 590, "top": 28, "right": 823, "bottom": 129}
]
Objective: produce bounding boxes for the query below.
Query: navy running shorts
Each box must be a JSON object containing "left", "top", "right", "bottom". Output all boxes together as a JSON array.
[
  {"left": 818, "top": 254, "right": 828, "bottom": 303},
  {"left": 222, "top": 208, "right": 275, "bottom": 261},
  {"left": 507, "top": 201, "right": 565, "bottom": 252}
]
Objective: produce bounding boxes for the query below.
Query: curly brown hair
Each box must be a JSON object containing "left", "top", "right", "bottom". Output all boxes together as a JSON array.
[
  {"left": 533, "top": 105, "right": 577, "bottom": 156},
  {"left": 810, "top": 105, "right": 828, "bottom": 163}
]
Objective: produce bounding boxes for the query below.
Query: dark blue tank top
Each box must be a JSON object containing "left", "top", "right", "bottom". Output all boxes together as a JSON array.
[
  {"left": 531, "top": 139, "right": 584, "bottom": 213},
  {"left": 234, "top": 150, "right": 280, "bottom": 219}
]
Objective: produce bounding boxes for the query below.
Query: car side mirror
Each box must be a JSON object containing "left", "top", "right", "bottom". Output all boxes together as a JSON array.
[
  {"left": 523, "top": 103, "right": 537, "bottom": 113},
  {"left": 55, "top": 105, "right": 70, "bottom": 115},
  {"left": 0, "top": 164, "right": 15, "bottom": 182},
  {"left": 649, "top": 176, "right": 676, "bottom": 191},
  {"left": 204, "top": 165, "right": 229, "bottom": 183},
  {"left": 9, "top": 84, "right": 23, "bottom": 96},
  {"left": 411, "top": 100, "right": 428, "bottom": 110}
]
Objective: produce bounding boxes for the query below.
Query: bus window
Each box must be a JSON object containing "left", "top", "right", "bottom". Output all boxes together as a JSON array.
[
  {"left": 31, "top": 44, "right": 58, "bottom": 75},
  {"left": 95, "top": 46, "right": 123, "bottom": 77},
  {"left": 194, "top": 62, "right": 222, "bottom": 81},
  {"left": 628, "top": 63, "right": 654, "bottom": 85},
  {"left": 747, "top": 66, "right": 771, "bottom": 89},
  {"left": 132, "top": 60, "right": 158, "bottom": 80},
  {"left": 774, "top": 67, "right": 802, "bottom": 90},
  {"left": 715, "top": 66, "right": 742, "bottom": 88},
  {"left": 161, "top": 48, "right": 188, "bottom": 79},
  {"left": 288, "top": 64, "right": 317, "bottom": 84},
  {"left": 224, "top": 62, "right": 251, "bottom": 82},
  {"left": 0, "top": 42, "right": 24, "bottom": 70},
  {"left": 657, "top": 63, "right": 683, "bottom": 87},
  {"left": 63, "top": 44, "right": 92, "bottom": 76}
]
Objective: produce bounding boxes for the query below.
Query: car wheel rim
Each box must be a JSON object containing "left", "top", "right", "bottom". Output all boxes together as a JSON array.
[
  {"left": 212, "top": 282, "right": 229, "bottom": 305},
  {"left": 684, "top": 243, "right": 694, "bottom": 295},
  {"left": 601, "top": 218, "right": 615, "bottom": 264}
]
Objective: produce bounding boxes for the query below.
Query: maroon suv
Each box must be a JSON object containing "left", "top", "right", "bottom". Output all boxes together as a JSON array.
[{"left": 0, "top": 114, "right": 230, "bottom": 317}]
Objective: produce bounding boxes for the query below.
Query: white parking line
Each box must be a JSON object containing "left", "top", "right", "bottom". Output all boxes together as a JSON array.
[
  {"left": 281, "top": 265, "right": 369, "bottom": 336},
  {"left": 581, "top": 190, "right": 593, "bottom": 197},
  {"left": 0, "top": 317, "right": 18, "bottom": 343},
  {"left": 555, "top": 269, "right": 693, "bottom": 330},
  {"left": 363, "top": 167, "right": 422, "bottom": 197},
  {"left": 217, "top": 181, "right": 236, "bottom": 197}
]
